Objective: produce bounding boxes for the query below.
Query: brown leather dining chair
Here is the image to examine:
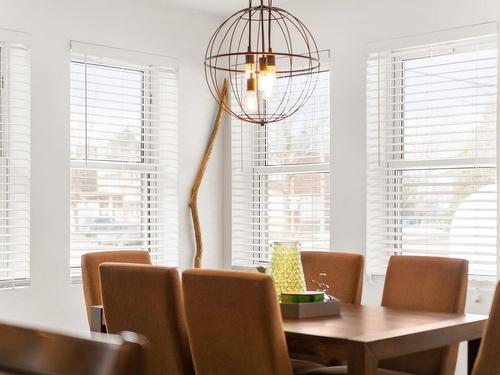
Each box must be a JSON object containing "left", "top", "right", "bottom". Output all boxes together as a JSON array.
[
  {"left": 300, "top": 251, "right": 364, "bottom": 304},
  {"left": 296, "top": 251, "right": 365, "bottom": 366},
  {"left": 182, "top": 269, "right": 323, "bottom": 375},
  {"left": 99, "top": 263, "right": 194, "bottom": 375},
  {"left": 471, "top": 280, "right": 500, "bottom": 375},
  {"left": 378, "top": 255, "right": 469, "bottom": 375},
  {"left": 0, "top": 321, "right": 148, "bottom": 375},
  {"left": 81, "top": 250, "right": 151, "bottom": 328}
]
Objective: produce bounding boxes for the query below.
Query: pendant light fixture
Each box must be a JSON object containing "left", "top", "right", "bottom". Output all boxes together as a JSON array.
[{"left": 205, "top": 0, "right": 321, "bottom": 125}]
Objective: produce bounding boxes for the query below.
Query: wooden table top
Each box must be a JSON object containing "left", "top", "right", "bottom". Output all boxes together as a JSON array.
[{"left": 282, "top": 304, "right": 487, "bottom": 344}]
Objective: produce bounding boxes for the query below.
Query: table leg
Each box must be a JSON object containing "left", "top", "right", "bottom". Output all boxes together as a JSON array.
[
  {"left": 467, "top": 338, "right": 481, "bottom": 375},
  {"left": 348, "top": 343, "right": 378, "bottom": 375}
]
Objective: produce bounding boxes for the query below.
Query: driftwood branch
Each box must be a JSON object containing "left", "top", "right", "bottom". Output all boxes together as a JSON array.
[{"left": 189, "top": 79, "right": 228, "bottom": 268}]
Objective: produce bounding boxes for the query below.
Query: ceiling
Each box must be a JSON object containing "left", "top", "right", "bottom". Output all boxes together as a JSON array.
[{"left": 160, "top": 0, "right": 297, "bottom": 16}]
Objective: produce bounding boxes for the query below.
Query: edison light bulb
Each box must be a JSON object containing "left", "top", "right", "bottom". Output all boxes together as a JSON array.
[
  {"left": 259, "top": 70, "right": 274, "bottom": 100},
  {"left": 267, "top": 64, "right": 276, "bottom": 85},
  {"left": 258, "top": 55, "right": 275, "bottom": 100},
  {"left": 245, "top": 75, "right": 257, "bottom": 112},
  {"left": 245, "top": 90, "right": 257, "bottom": 112},
  {"left": 245, "top": 53, "right": 255, "bottom": 79},
  {"left": 266, "top": 53, "right": 277, "bottom": 86},
  {"left": 245, "top": 63, "right": 254, "bottom": 79}
]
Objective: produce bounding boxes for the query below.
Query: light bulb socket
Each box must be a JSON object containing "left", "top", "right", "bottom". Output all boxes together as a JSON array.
[
  {"left": 247, "top": 76, "right": 256, "bottom": 92},
  {"left": 266, "top": 53, "right": 275, "bottom": 68},
  {"left": 245, "top": 53, "right": 255, "bottom": 65},
  {"left": 259, "top": 56, "right": 268, "bottom": 72}
]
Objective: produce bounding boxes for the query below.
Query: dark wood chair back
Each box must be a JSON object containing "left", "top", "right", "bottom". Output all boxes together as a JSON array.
[{"left": 0, "top": 322, "right": 148, "bottom": 375}]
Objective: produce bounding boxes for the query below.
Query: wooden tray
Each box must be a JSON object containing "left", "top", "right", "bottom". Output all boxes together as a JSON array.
[{"left": 280, "top": 298, "right": 341, "bottom": 319}]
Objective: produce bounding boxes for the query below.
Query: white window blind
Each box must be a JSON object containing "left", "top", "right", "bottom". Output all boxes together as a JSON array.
[
  {"left": 231, "top": 70, "right": 331, "bottom": 267},
  {"left": 70, "top": 46, "right": 178, "bottom": 280},
  {"left": 367, "top": 34, "right": 498, "bottom": 282},
  {"left": 0, "top": 41, "right": 30, "bottom": 288}
]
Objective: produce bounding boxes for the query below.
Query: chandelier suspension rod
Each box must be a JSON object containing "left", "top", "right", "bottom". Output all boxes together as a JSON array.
[
  {"left": 260, "top": 0, "right": 265, "bottom": 54},
  {"left": 248, "top": 0, "right": 252, "bottom": 51},
  {"left": 268, "top": 0, "right": 272, "bottom": 51}
]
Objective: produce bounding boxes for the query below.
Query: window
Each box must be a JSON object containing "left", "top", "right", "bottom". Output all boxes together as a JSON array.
[
  {"left": 367, "top": 34, "right": 497, "bottom": 282},
  {"left": 231, "top": 70, "right": 331, "bottom": 267},
  {"left": 70, "top": 45, "right": 178, "bottom": 281},
  {"left": 0, "top": 41, "right": 30, "bottom": 288}
]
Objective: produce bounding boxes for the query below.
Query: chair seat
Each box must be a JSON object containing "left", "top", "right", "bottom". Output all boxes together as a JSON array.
[{"left": 298, "top": 365, "right": 413, "bottom": 375}]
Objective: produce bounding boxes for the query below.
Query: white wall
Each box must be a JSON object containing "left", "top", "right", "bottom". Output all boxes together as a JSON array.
[
  {"left": 276, "top": 1, "right": 500, "bottom": 373},
  {"left": 0, "top": 0, "right": 497, "bottom": 369},
  {"left": 0, "top": 0, "right": 224, "bottom": 333}
]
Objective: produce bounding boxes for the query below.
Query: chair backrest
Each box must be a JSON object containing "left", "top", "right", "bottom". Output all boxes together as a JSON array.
[
  {"left": 472, "top": 281, "right": 500, "bottom": 375},
  {"left": 81, "top": 250, "right": 151, "bottom": 326},
  {"left": 99, "top": 263, "right": 194, "bottom": 375},
  {"left": 380, "top": 255, "right": 468, "bottom": 375},
  {"left": 300, "top": 251, "right": 364, "bottom": 304},
  {"left": 182, "top": 269, "right": 293, "bottom": 375},
  {"left": 0, "top": 322, "right": 148, "bottom": 375}
]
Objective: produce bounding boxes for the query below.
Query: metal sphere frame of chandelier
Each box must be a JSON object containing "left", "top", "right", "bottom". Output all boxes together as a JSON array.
[{"left": 204, "top": 0, "right": 321, "bottom": 125}]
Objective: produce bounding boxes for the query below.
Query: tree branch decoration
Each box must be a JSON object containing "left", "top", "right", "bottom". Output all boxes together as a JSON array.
[{"left": 190, "top": 79, "right": 228, "bottom": 268}]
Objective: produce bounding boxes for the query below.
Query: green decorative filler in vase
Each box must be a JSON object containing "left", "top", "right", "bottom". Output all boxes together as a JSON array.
[{"left": 270, "top": 241, "right": 306, "bottom": 298}]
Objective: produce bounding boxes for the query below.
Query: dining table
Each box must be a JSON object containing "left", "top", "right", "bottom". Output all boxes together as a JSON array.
[
  {"left": 283, "top": 303, "right": 487, "bottom": 375},
  {"left": 91, "top": 303, "right": 487, "bottom": 375}
]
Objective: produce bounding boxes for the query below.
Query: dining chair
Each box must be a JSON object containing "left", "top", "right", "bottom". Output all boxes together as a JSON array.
[
  {"left": 81, "top": 250, "right": 151, "bottom": 328},
  {"left": 379, "top": 255, "right": 469, "bottom": 375},
  {"left": 184, "top": 269, "right": 397, "bottom": 375},
  {"left": 294, "top": 251, "right": 365, "bottom": 366},
  {"left": 300, "top": 251, "right": 364, "bottom": 304},
  {"left": 471, "top": 280, "right": 500, "bottom": 375},
  {"left": 0, "top": 322, "right": 148, "bottom": 375},
  {"left": 99, "top": 263, "right": 194, "bottom": 375}
]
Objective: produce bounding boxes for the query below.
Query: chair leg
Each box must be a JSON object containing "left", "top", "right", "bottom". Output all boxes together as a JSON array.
[{"left": 467, "top": 338, "right": 481, "bottom": 375}]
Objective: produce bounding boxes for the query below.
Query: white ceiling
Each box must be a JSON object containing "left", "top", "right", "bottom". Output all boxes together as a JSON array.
[{"left": 160, "top": 0, "right": 297, "bottom": 17}]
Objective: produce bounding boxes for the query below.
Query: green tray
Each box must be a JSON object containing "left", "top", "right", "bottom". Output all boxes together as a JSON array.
[{"left": 280, "top": 291, "right": 325, "bottom": 304}]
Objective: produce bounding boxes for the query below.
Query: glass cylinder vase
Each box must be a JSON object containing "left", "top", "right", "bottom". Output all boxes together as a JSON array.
[{"left": 270, "top": 241, "right": 306, "bottom": 297}]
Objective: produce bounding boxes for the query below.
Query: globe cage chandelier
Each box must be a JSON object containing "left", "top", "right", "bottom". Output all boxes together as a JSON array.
[{"left": 204, "top": 0, "right": 321, "bottom": 125}]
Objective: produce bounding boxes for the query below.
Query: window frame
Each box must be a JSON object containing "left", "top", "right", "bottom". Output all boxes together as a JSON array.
[
  {"left": 69, "top": 59, "right": 164, "bottom": 280},
  {"left": 231, "top": 69, "right": 332, "bottom": 267},
  {"left": 0, "top": 41, "right": 31, "bottom": 288},
  {"left": 367, "top": 35, "right": 498, "bottom": 282},
  {"left": 251, "top": 141, "right": 331, "bottom": 263},
  {"left": 0, "top": 45, "right": 11, "bottom": 285}
]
